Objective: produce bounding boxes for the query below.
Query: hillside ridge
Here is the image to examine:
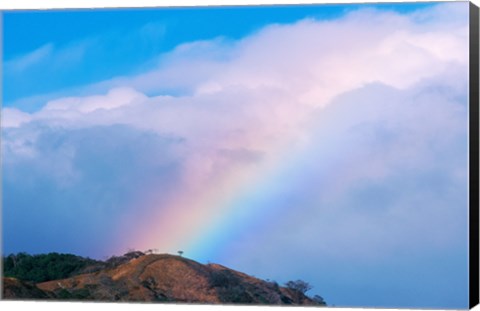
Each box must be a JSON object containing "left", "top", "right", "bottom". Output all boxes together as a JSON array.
[{"left": 2, "top": 252, "right": 327, "bottom": 306}]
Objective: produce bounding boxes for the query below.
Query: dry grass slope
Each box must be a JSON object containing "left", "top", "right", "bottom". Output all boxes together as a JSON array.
[{"left": 3, "top": 254, "right": 323, "bottom": 306}]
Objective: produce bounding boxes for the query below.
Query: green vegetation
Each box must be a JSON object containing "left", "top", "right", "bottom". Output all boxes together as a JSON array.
[{"left": 3, "top": 252, "right": 102, "bottom": 283}]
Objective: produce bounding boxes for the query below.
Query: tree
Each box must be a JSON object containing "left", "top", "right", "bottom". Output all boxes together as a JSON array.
[
  {"left": 177, "top": 250, "right": 184, "bottom": 257},
  {"left": 284, "top": 280, "right": 312, "bottom": 294},
  {"left": 123, "top": 250, "right": 144, "bottom": 259},
  {"left": 284, "top": 280, "right": 313, "bottom": 303}
]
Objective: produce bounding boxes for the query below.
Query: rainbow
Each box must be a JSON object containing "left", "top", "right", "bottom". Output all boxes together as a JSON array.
[{"left": 129, "top": 116, "right": 351, "bottom": 262}]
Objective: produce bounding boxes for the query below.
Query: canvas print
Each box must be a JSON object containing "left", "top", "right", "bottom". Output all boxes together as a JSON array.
[{"left": 1, "top": 1, "right": 478, "bottom": 309}]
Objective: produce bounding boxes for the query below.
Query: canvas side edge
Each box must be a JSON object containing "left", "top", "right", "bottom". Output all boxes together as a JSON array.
[{"left": 470, "top": 1, "right": 480, "bottom": 309}]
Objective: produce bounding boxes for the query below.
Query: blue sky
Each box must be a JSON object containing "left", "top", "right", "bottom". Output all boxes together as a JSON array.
[
  {"left": 3, "top": 3, "right": 436, "bottom": 111},
  {"left": 1, "top": 2, "right": 470, "bottom": 309}
]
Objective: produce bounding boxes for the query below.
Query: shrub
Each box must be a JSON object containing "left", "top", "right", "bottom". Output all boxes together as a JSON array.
[
  {"left": 284, "top": 280, "right": 312, "bottom": 294},
  {"left": 312, "top": 294, "right": 327, "bottom": 306}
]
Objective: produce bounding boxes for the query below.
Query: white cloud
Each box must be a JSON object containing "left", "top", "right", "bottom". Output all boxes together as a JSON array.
[
  {"left": 43, "top": 87, "right": 147, "bottom": 113},
  {"left": 2, "top": 8, "right": 466, "bottom": 152},
  {"left": 1, "top": 108, "right": 33, "bottom": 128}
]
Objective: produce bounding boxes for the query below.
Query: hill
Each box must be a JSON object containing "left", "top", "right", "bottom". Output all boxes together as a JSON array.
[{"left": 2, "top": 252, "right": 326, "bottom": 305}]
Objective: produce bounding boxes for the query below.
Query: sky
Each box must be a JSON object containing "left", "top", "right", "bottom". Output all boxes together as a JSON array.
[{"left": 1, "top": 2, "right": 471, "bottom": 309}]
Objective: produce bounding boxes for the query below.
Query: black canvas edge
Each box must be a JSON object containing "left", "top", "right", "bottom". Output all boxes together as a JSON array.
[{"left": 470, "top": 1, "right": 480, "bottom": 310}]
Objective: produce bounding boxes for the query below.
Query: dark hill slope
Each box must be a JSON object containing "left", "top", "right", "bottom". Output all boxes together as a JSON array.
[{"left": 3, "top": 277, "right": 51, "bottom": 299}]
